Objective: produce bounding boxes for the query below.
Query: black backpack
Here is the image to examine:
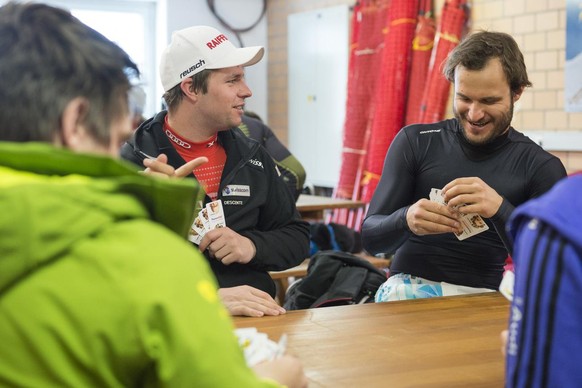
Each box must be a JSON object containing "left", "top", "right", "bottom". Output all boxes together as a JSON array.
[{"left": 283, "top": 250, "right": 388, "bottom": 310}]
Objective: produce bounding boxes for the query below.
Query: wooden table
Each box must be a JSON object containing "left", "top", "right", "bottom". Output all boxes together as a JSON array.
[
  {"left": 296, "top": 194, "right": 366, "bottom": 220},
  {"left": 234, "top": 293, "right": 509, "bottom": 387}
]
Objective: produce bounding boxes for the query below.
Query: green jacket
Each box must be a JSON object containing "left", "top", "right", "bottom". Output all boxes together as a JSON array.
[{"left": 0, "top": 142, "right": 279, "bottom": 387}]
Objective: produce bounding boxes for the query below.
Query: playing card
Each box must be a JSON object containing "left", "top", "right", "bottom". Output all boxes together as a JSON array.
[
  {"left": 198, "top": 207, "right": 211, "bottom": 231},
  {"left": 188, "top": 203, "right": 207, "bottom": 245},
  {"left": 234, "top": 328, "right": 285, "bottom": 367},
  {"left": 428, "top": 188, "right": 489, "bottom": 241},
  {"left": 206, "top": 199, "right": 226, "bottom": 230},
  {"left": 187, "top": 226, "right": 203, "bottom": 245},
  {"left": 430, "top": 188, "right": 446, "bottom": 204},
  {"left": 192, "top": 213, "right": 206, "bottom": 232},
  {"left": 454, "top": 212, "right": 489, "bottom": 241}
]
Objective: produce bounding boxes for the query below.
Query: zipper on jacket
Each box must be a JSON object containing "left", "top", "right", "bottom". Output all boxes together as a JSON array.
[{"left": 218, "top": 142, "right": 261, "bottom": 197}]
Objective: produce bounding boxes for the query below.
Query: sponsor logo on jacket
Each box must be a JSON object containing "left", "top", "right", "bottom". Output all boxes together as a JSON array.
[
  {"left": 222, "top": 185, "right": 251, "bottom": 197},
  {"left": 248, "top": 159, "right": 263, "bottom": 169},
  {"left": 223, "top": 200, "right": 243, "bottom": 206},
  {"left": 419, "top": 129, "right": 441, "bottom": 134}
]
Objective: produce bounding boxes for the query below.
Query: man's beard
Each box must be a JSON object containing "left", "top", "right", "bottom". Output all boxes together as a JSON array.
[{"left": 454, "top": 99, "right": 514, "bottom": 146}]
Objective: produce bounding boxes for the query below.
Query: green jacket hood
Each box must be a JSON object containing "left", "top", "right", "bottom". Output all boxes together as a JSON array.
[{"left": 0, "top": 142, "right": 203, "bottom": 294}]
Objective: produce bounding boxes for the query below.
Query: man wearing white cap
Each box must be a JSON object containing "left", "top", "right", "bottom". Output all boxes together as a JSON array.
[{"left": 121, "top": 26, "right": 310, "bottom": 317}]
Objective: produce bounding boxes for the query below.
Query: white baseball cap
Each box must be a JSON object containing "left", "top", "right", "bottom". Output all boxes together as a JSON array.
[{"left": 160, "top": 26, "right": 264, "bottom": 92}]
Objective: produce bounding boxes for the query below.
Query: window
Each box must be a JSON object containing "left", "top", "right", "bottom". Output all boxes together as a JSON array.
[{"left": 27, "top": 0, "right": 161, "bottom": 117}]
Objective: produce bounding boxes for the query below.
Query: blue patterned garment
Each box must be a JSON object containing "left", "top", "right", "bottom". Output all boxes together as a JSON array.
[
  {"left": 375, "top": 273, "right": 495, "bottom": 302},
  {"left": 375, "top": 273, "right": 443, "bottom": 302}
]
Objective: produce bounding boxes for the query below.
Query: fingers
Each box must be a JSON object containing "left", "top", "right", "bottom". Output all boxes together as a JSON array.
[
  {"left": 142, "top": 153, "right": 208, "bottom": 179},
  {"left": 200, "top": 229, "right": 255, "bottom": 265},
  {"left": 217, "top": 252, "right": 236, "bottom": 265},
  {"left": 249, "top": 288, "right": 286, "bottom": 314},
  {"left": 442, "top": 177, "right": 481, "bottom": 200},
  {"left": 441, "top": 177, "right": 469, "bottom": 193},
  {"left": 252, "top": 355, "right": 307, "bottom": 388},
  {"left": 219, "top": 286, "right": 286, "bottom": 317},
  {"left": 407, "top": 199, "right": 461, "bottom": 236},
  {"left": 199, "top": 228, "right": 230, "bottom": 252},
  {"left": 501, "top": 329, "right": 508, "bottom": 356},
  {"left": 198, "top": 234, "right": 211, "bottom": 252},
  {"left": 142, "top": 154, "right": 175, "bottom": 178},
  {"left": 442, "top": 177, "right": 502, "bottom": 218},
  {"left": 141, "top": 169, "right": 171, "bottom": 179},
  {"left": 199, "top": 228, "right": 228, "bottom": 255},
  {"left": 444, "top": 188, "right": 482, "bottom": 210},
  {"left": 234, "top": 300, "right": 285, "bottom": 317},
  {"left": 175, "top": 156, "right": 208, "bottom": 177},
  {"left": 229, "top": 304, "right": 266, "bottom": 317}
]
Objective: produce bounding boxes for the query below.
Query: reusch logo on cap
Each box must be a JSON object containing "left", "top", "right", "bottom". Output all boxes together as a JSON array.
[
  {"left": 206, "top": 34, "right": 228, "bottom": 49},
  {"left": 180, "top": 59, "right": 205, "bottom": 79}
]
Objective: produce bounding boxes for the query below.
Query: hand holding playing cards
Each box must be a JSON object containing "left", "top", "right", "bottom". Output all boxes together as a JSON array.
[
  {"left": 406, "top": 198, "right": 462, "bottom": 236},
  {"left": 219, "top": 286, "right": 286, "bottom": 317},
  {"left": 199, "top": 227, "right": 256, "bottom": 265},
  {"left": 142, "top": 153, "right": 208, "bottom": 178},
  {"left": 236, "top": 326, "right": 307, "bottom": 387},
  {"left": 442, "top": 177, "right": 503, "bottom": 218},
  {"left": 252, "top": 355, "right": 308, "bottom": 388}
]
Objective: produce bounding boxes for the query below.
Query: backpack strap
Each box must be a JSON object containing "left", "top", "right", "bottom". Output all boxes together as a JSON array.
[
  {"left": 309, "top": 224, "right": 342, "bottom": 255},
  {"left": 309, "top": 239, "right": 319, "bottom": 256},
  {"left": 326, "top": 224, "right": 342, "bottom": 251}
]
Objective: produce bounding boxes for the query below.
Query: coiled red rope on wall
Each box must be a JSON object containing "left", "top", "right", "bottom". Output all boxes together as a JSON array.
[
  {"left": 359, "top": 0, "right": 419, "bottom": 203},
  {"left": 418, "top": 0, "right": 469, "bottom": 123}
]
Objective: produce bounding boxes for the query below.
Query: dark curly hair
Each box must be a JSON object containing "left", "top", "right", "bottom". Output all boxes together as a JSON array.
[{"left": 443, "top": 30, "right": 532, "bottom": 95}]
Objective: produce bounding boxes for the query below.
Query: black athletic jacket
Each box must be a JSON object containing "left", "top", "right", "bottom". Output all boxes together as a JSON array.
[
  {"left": 120, "top": 111, "right": 309, "bottom": 297},
  {"left": 362, "top": 118, "right": 567, "bottom": 289}
]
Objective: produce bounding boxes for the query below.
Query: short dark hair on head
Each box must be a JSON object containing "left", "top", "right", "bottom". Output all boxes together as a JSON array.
[
  {"left": 0, "top": 1, "right": 138, "bottom": 144},
  {"left": 162, "top": 69, "right": 212, "bottom": 113},
  {"left": 443, "top": 30, "right": 532, "bottom": 95}
]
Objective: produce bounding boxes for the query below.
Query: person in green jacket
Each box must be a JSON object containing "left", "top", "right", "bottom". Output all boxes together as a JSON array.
[{"left": 0, "top": 2, "right": 306, "bottom": 387}]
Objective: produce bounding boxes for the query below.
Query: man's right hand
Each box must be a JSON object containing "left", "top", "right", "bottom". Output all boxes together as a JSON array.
[
  {"left": 218, "top": 285, "right": 286, "bottom": 317},
  {"left": 406, "top": 198, "right": 462, "bottom": 236},
  {"left": 252, "top": 355, "right": 308, "bottom": 388},
  {"left": 142, "top": 153, "right": 207, "bottom": 178}
]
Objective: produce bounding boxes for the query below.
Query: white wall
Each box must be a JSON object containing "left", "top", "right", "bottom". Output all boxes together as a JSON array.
[
  {"left": 288, "top": 5, "right": 349, "bottom": 188},
  {"left": 165, "top": 0, "right": 268, "bottom": 119}
]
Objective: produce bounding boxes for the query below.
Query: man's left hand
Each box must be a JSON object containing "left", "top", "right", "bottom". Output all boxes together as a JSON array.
[
  {"left": 218, "top": 286, "right": 285, "bottom": 317},
  {"left": 442, "top": 177, "right": 503, "bottom": 218},
  {"left": 199, "top": 227, "right": 256, "bottom": 265}
]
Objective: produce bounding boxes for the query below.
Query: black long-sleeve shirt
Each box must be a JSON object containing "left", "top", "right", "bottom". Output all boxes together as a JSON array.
[{"left": 361, "top": 119, "right": 566, "bottom": 289}]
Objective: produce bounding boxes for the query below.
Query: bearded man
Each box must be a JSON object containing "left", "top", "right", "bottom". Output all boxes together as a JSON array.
[{"left": 361, "top": 31, "right": 567, "bottom": 302}]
